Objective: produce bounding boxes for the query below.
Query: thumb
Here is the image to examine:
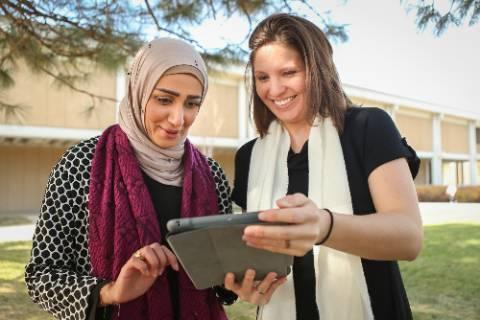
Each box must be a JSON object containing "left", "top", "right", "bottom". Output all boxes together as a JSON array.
[{"left": 276, "top": 193, "right": 308, "bottom": 208}]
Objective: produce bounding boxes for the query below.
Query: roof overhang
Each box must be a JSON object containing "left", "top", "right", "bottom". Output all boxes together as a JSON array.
[
  {"left": 0, "top": 124, "right": 101, "bottom": 147},
  {"left": 343, "top": 83, "right": 480, "bottom": 121},
  {"left": 0, "top": 124, "right": 241, "bottom": 149}
]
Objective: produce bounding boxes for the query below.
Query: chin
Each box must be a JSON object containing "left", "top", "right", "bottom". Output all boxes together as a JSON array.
[
  {"left": 151, "top": 138, "right": 176, "bottom": 149},
  {"left": 275, "top": 112, "right": 302, "bottom": 124}
]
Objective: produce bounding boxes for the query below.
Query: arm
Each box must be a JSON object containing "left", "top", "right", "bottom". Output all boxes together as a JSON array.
[
  {"left": 327, "top": 158, "right": 422, "bottom": 260},
  {"left": 243, "top": 109, "right": 422, "bottom": 261},
  {"left": 25, "top": 141, "right": 179, "bottom": 319},
  {"left": 328, "top": 108, "right": 423, "bottom": 260},
  {"left": 25, "top": 148, "right": 103, "bottom": 320},
  {"left": 243, "top": 158, "right": 422, "bottom": 261}
]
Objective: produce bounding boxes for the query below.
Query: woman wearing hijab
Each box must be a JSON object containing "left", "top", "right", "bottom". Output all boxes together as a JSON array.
[{"left": 25, "top": 38, "right": 236, "bottom": 320}]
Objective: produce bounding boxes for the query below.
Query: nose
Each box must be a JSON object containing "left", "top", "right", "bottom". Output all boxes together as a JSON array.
[
  {"left": 267, "top": 77, "right": 285, "bottom": 98},
  {"left": 168, "top": 104, "right": 184, "bottom": 128}
]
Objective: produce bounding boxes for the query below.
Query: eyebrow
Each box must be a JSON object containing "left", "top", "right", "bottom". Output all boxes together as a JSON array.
[
  {"left": 254, "top": 66, "right": 302, "bottom": 73},
  {"left": 154, "top": 88, "right": 201, "bottom": 99}
]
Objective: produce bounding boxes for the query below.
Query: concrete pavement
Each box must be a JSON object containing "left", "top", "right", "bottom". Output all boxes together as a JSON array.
[
  {"left": 0, "top": 224, "right": 35, "bottom": 243},
  {"left": 419, "top": 202, "right": 480, "bottom": 225}
]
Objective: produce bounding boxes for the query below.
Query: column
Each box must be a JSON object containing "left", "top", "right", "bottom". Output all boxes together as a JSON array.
[
  {"left": 468, "top": 121, "right": 478, "bottom": 185},
  {"left": 431, "top": 113, "right": 443, "bottom": 185}
]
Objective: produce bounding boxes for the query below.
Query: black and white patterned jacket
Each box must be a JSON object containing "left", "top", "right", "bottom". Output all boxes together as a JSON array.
[{"left": 25, "top": 137, "right": 232, "bottom": 320}]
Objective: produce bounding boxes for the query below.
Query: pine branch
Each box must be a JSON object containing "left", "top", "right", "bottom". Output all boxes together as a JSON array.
[
  {"left": 143, "top": 0, "right": 208, "bottom": 51},
  {"left": 403, "top": 0, "right": 480, "bottom": 35},
  {"left": 38, "top": 65, "right": 117, "bottom": 103},
  {"left": 0, "top": 100, "right": 27, "bottom": 124},
  {"left": 0, "top": 0, "right": 352, "bottom": 120}
]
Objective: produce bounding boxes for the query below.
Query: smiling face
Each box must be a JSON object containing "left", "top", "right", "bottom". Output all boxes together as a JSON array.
[
  {"left": 144, "top": 73, "right": 203, "bottom": 148},
  {"left": 253, "top": 42, "right": 309, "bottom": 132}
]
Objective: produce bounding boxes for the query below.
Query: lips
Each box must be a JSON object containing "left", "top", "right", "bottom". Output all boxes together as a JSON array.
[
  {"left": 273, "top": 95, "right": 297, "bottom": 107},
  {"left": 160, "top": 127, "right": 181, "bottom": 139},
  {"left": 164, "top": 129, "right": 179, "bottom": 135}
]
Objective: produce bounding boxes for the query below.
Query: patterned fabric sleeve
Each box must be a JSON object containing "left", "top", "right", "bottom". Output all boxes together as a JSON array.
[
  {"left": 207, "top": 157, "right": 232, "bottom": 215},
  {"left": 25, "top": 138, "right": 102, "bottom": 320}
]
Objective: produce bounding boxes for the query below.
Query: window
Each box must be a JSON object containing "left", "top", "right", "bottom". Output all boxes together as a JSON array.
[
  {"left": 415, "top": 159, "right": 431, "bottom": 185},
  {"left": 442, "top": 160, "right": 470, "bottom": 186}
]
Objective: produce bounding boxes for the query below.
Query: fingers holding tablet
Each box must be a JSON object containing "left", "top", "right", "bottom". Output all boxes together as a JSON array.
[{"left": 224, "top": 269, "right": 287, "bottom": 305}]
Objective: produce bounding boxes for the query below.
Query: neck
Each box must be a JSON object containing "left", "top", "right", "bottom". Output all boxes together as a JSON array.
[{"left": 284, "top": 123, "right": 310, "bottom": 153}]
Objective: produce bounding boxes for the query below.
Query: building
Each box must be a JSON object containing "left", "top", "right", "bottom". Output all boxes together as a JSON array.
[{"left": 0, "top": 63, "right": 479, "bottom": 214}]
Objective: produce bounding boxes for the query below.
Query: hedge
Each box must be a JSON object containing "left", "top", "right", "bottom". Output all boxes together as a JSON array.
[{"left": 416, "top": 185, "right": 480, "bottom": 202}]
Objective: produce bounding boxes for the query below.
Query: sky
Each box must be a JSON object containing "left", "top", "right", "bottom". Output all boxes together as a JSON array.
[{"left": 189, "top": 0, "right": 480, "bottom": 117}]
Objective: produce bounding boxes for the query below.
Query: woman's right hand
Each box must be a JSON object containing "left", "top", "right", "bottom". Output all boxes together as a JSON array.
[
  {"left": 99, "top": 243, "right": 179, "bottom": 306},
  {"left": 223, "top": 269, "right": 286, "bottom": 305}
]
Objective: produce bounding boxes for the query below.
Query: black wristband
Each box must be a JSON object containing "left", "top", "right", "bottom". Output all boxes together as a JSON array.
[{"left": 317, "top": 208, "right": 334, "bottom": 245}]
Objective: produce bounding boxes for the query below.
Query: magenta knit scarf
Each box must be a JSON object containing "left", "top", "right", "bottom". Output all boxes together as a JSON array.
[{"left": 88, "top": 125, "right": 227, "bottom": 320}]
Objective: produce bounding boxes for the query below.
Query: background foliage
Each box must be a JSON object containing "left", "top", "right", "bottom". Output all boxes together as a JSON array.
[{"left": 1, "top": 0, "right": 478, "bottom": 114}]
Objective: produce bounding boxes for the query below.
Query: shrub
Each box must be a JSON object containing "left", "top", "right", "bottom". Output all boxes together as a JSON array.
[
  {"left": 416, "top": 185, "right": 449, "bottom": 202},
  {"left": 416, "top": 185, "right": 480, "bottom": 202},
  {"left": 455, "top": 186, "right": 480, "bottom": 203}
]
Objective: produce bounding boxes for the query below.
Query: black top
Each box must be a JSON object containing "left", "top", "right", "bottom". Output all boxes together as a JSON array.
[
  {"left": 142, "top": 174, "right": 238, "bottom": 317},
  {"left": 231, "top": 107, "right": 420, "bottom": 320},
  {"left": 143, "top": 173, "right": 183, "bottom": 319},
  {"left": 287, "top": 143, "right": 320, "bottom": 319}
]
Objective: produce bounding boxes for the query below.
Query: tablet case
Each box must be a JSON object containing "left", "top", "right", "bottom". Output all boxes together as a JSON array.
[{"left": 166, "top": 224, "right": 293, "bottom": 290}]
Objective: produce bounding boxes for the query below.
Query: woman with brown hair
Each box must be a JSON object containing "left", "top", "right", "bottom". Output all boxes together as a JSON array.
[{"left": 226, "top": 13, "right": 422, "bottom": 320}]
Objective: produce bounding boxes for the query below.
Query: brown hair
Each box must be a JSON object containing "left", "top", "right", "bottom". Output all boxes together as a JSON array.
[{"left": 247, "top": 13, "right": 352, "bottom": 136}]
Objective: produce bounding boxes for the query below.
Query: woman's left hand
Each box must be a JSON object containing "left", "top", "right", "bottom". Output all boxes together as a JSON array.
[
  {"left": 243, "top": 193, "right": 331, "bottom": 256},
  {"left": 223, "top": 269, "right": 287, "bottom": 305}
]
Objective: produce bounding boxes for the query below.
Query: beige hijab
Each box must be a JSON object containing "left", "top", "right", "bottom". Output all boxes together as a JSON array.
[{"left": 118, "top": 38, "right": 208, "bottom": 186}]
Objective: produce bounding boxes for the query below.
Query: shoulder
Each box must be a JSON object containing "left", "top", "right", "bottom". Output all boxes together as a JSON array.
[
  {"left": 59, "top": 137, "right": 99, "bottom": 166},
  {"left": 238, "top": 138, "right": 258, "bottom": 153},
  {"left": 233, "top": 138, "right": 258, "bottom": 177},
  {"left": 344, "top": 106, "right": 419, "bottom": 178},
  {"left": 344, "top": 106, "right": 392, "bottom": 129},
  {"left": 206, "top": 157, "right": 225, "bottom": 176},
  {"left": 231, "top": 139, "right": 257, "bottom": 209},
  {"left": 205, "top": 156, "right": 229, "bottom": 185},
  {"left": 51, "top": 137, "right": 100, "bottom": 185},
  {"left": 235, "top": 138, "right": 257, "bottom": 162},
  {"left": 206, "top": 156, "right": 232, "bottom": 214},
  {"left": 343, "top": 106, "right": 399, "bottom": 143}
]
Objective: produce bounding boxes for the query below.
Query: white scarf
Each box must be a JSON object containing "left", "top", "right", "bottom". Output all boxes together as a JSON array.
[{"left": 247, "top": 118, "right": 374, "bottom": 320}]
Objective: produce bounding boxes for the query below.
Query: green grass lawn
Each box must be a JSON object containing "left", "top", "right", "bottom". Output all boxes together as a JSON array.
[
  {"left": 1, "top": 224, "right": 478, "bottom": 320},
  {"left": 399, "top": 224, "right": 480, "bottom": 320},
  {"left": 0, "top": 241, "right": 51, "bottom": 320}
]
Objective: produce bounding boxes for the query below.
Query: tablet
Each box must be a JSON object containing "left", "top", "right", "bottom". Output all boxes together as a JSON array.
[
  {"left": 165, "top": 212, "right": 293, "bottom": 289},
  {"left": 166, "top": 211, "right": 262, "bottom": 234}
]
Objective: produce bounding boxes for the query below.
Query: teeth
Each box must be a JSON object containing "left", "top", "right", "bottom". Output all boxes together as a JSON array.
[{"left": 274, "top": 96, "right": 295, "bottom": 106}]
